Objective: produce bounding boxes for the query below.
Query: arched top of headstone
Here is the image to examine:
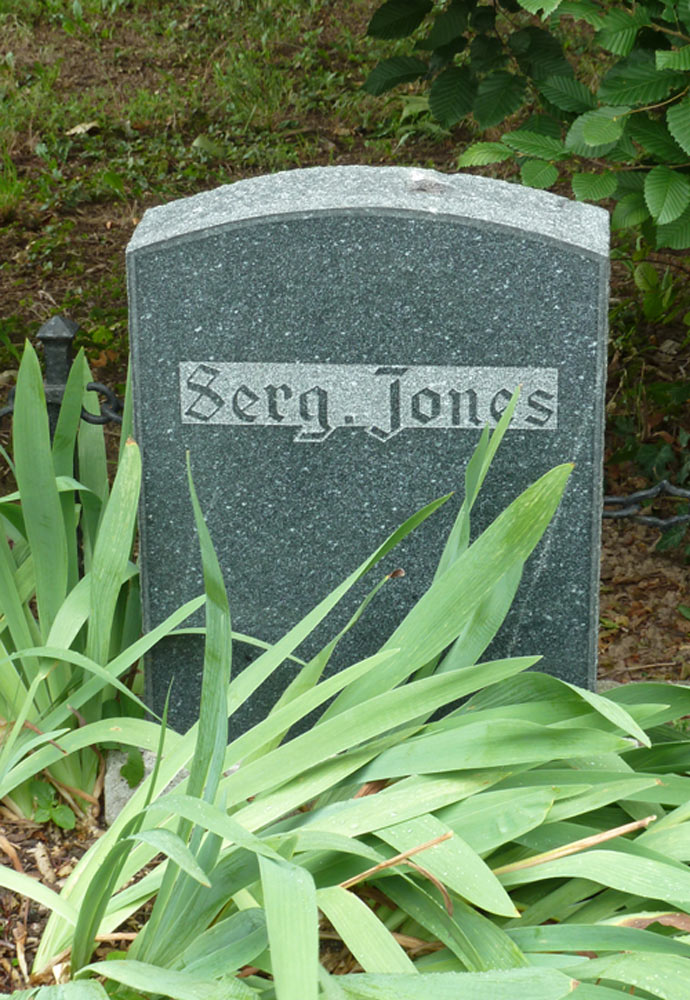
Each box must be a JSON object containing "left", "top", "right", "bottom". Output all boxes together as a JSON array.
[{"left": 127, "top": 166, "right": 609, "bottom": 258}]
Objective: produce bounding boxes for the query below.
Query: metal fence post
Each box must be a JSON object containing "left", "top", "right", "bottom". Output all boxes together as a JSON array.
[{"left": 36, "top": 315, "right": 78, "bottom": 441}]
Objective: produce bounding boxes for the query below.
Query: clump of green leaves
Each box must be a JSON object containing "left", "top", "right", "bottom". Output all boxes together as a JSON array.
[
  {"left": 9, "top": 389, "right": 690, "bottom": 1000},
  {"left": 0, "top": 343, "right": 167, "bottom": 822},
  {"left": 30, "top": 779, "right": 75, "bottom": 830},
  {"left": 363, "top": 0, "right": 690, "bottom": 249}
]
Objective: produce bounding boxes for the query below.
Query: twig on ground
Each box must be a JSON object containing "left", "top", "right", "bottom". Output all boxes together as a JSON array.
[{"left": 494, "top": 815, "right": 657, "bottom": 875}]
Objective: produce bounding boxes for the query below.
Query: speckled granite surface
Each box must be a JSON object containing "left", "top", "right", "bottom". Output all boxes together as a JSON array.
[{"left": 128, "top": 166, "right": 609, "bottom": 733}]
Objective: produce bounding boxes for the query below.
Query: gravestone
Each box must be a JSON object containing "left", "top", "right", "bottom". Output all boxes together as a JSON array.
[{"left": 128, "top": 166, "right": 609, "bottom": 734}]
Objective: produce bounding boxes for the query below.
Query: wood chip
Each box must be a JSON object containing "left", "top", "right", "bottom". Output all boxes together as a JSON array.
[
  {"left": 0, "top": 835, "right": 23, "bottom": 873},
  {"left": 29, "top": 843, "right": 56, "bottom": 884}
]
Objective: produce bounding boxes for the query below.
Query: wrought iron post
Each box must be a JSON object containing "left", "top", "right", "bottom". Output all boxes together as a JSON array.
[{"left": 36, "top": 315, "right": 78, "bottom": 441}]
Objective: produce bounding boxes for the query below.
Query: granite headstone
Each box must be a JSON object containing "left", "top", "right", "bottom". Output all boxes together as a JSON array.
[{"left": 127, "top": 166, "right": 609, "bottom": 733}]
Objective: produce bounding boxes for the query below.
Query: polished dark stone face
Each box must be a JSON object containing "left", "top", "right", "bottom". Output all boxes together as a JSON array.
[{"left": 128, "top": 166, "right": 609, "bottom": 734}]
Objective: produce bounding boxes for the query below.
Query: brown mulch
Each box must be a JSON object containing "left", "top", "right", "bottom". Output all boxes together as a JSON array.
[
  {"left": 599, "top": 518, "right": 690, "bottom": 684},
  {"left": 0, "top": 814, "right": 103, "bottom": 991}
]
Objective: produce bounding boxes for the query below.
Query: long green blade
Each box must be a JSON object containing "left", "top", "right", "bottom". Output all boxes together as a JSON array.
[
  {"left": 259, "top": 856, "right": 318, "bottom": 1000},
  {"left": 78, "top": 959, "right": 253, "bottom": 1000},
  {"left": 86, "top": 438, "right": 141, "bottom": 667},
  {"left": 325, "top": 463, "right": 573, "bottom": 716},
  {"left": 224, "top": 493, "right": 451, "bottom": 722},
  {"left": 376, "top": 814, "right": 517, "bottom": 917},
  {"left": 500, "top": 848, "right": 690, "bottom": 904},
  {"left": 509, "top": 923, "right": 690, "bottom": 959},
  {"left": 13, "top": 342, "right": 68, "bottom": 638},
  {"left": 335, "top": 967, "right": 576, "bottom": 999},
  {"left": 0, "top": 864, "right": 77, "bottom": 924},
  {"left": 317, "top": 886, "right": 416, "bottom": 973},
  {"left": 184, "top": 451, "right": 231, "bottom": 803}
]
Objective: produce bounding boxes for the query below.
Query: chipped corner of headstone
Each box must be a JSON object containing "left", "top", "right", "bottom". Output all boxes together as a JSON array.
[{"left": 406, "top": 168, "right": 454, "bottom": 196}]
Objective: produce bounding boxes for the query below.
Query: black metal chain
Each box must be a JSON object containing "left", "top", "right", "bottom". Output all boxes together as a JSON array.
[
  {"left": 603, "top": 480, "right": 690, "bottom": 530},
  {"left": 0, "top": 383, "right": 122, "bottom": 427},
  {"left": 0, "top": 387, "right": 15, "bottom": 425},
  {"left": 82, "top": 382, "right": 123, "bottom": 425}
]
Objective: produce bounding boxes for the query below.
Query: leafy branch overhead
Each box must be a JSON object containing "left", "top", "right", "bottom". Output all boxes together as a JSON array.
[{"left": 363, "top": 0, "right": 690, "bottom": 249}]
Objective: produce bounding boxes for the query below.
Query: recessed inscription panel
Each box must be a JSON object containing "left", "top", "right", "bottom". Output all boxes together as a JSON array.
[{"left": 179, "top": 363, "right": 558, "bottom": 442}]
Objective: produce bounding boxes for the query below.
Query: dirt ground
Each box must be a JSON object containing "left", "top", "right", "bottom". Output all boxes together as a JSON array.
[{"left": 599, "top": 518, "right": 690, "bottom": 683}]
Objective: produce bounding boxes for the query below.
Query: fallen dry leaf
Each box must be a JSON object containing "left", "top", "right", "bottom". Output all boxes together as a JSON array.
[{"left": 65, "top": 121, "right": 99, "bottom": 136}]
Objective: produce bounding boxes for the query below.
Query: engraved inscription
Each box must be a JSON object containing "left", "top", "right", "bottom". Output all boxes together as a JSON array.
[{"left": 180, "top": 363, "right": 558, "bottom": 442}]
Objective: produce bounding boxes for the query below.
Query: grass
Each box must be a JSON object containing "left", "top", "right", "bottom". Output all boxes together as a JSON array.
[{"left": 0, "top": 0, "right": 462, "bottom": 367}]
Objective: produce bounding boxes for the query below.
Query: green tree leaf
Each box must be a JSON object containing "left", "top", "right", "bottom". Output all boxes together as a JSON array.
[
  {"left": 367, "top": 0, "right": 433, "bottom": 39},
  {"left": 571, "top": 170, "right": 618, "bottom": 201},
  {"left": 598, "top": 50, "right": 686, "bottom": 105},
  {"left": 457, "top": 142, "right": 515, "bottom": 166},
  {"left": 523, "top": 113, "right": 563, "bottom": 137},
  {"left": 508, "top": 27, "right": 572, "bottom": 81},
  {"left": 427, "top": 36, "right": 467, "bottom": 72},
  {"left": 470, "top": 5, "right": 496, "bottom": 31},
  {"left": 520, "top": 159, "right": 559, "bottom": 188},
  {"left": 473, "top": 71, "right": 526, "bottom": 128},
  {"left": 429, "top": 66, "right": 476, "bottom": 126},
  {"left": 633, "top": 261, "right": 659, "bottom": 292},
  {"left": 656, "top": 202, "right": 690, "bottom": 249},
  {"left": 604, "top": 130, "right": 639, "bottom": 163},
  {"left": 657, "top": 45, "right": 690, "bottom": 71},
  {"left": 596, "top": 7, "right": 651, "bottom": 56},
  {"left": 362, "top": 56, "right": 428, "bottom": 96},
  {"left": 469, "top": 35, "right": 506, "bottom": 73},
  {"left": 579, "top": 106, "right": 629, "bottom": 145},
  {"left": 644, "top": 164, "right": 690, "bottom": 223},
  {"left": 423, "top": 1, "right": 467, "bottom": 49},
  {"left": 556, "top": 0, "right": 604, "bottom": 29},
  {"left": 565, "top": 113, "right": 617, "bottom": 155},
  {"left": 612, "top": 191, "right": 651, "bottom": 230},
  {"left": 501, "top": 130, "right": 567, "bottom": 159},
  {"left": 538, "top": 74, "right": 596, "bottom": 112},
  {"left": 517, "top": 0, "right": 565, "bottom": 17},
  {"left": 628, "top": 114, "right": 686, "bottom": 161},
  {"left": 667, "top": 96, "right": 690, "bottom": 155}
]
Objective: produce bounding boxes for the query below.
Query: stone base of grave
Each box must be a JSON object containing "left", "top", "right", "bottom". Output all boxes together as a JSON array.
[{"left": 103, "top": 750, "right": 187, "bottom": 826}]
